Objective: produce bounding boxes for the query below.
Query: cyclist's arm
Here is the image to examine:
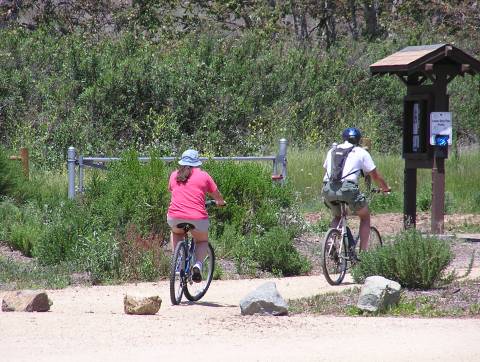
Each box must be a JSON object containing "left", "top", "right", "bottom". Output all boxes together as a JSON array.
[
  {"left": 368, "top": 168, "right": 391, "bottom": 193},
  {"left": 208, "top": 189, "right": 226, "bottom": 206}
]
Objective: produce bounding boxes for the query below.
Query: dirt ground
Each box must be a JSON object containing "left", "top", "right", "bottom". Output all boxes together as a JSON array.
[
  {"left": 2, "top": 213, "right": 480, "bottom": 362},
  {"left": 1, "top": 274, "right": 480, "bottom": 362}
]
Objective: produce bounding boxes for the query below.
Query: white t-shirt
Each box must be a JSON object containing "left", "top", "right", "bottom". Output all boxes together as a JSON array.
[{"left": 323, "top": 141, "right": 376, "bottom": 183}]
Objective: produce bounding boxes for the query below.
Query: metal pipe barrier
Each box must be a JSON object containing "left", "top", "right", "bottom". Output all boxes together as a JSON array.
[{"left": 67, "top": 139, "right": 288, "bottom": 199}]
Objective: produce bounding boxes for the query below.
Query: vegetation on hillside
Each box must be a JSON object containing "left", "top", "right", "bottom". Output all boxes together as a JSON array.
[{"left": 0, "top": 1, "right": 479, "bottom": 167}]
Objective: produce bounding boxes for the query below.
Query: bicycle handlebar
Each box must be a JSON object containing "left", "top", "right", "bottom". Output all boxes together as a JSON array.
[
  {"left": 370, "top": 188, "right": 392, "bottom": 194},
  {"left": 205, "top": 199, "right": 226, "bottom": 207}
]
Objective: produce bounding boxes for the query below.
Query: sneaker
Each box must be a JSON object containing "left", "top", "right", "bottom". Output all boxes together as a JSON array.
[{"left": 192, "top": 262, "right": 202, "bottom": 283}]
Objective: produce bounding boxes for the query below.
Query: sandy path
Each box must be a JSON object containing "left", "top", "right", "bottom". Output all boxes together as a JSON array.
[{"left": 2, "top": 274, "right": 480, "bottom": 362}]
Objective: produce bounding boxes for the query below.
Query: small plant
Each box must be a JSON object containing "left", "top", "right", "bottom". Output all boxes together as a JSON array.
[
  {"left": 417, "top": 186, "right": 431, "bottom": 212},
  {"left": 351, "top": 229, "right": 453, "bottom": 289},
  {"left": 0, "top": 256, "right": 71, "bottom": 290}
]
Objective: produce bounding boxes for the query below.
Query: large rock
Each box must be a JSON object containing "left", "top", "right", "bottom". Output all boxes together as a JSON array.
[
  {"left": 124, "top": 295, "right": 161, "bottom": 315},
  {"left": 357, "top": 276, "right": 401, "bottom": 312},
  {"left": 240, "top": 282, "right": 288, "bottom": 316},
  {"left": 2, "top": 290, "right": 52, "bottom": 312}
]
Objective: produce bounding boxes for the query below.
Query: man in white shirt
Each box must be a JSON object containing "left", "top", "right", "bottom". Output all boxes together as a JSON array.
[{"left": 322, "top": 128, "right": 390, "bottom": 250}]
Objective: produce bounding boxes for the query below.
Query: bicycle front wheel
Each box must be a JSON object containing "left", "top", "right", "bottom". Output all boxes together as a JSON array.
[
  {"left": 321, "top": 228, "right": 347, "bottom": 285},
  {"left": 170, "top": 241, "right": 187, "bottom": 305},
  {"left": 184, "top": 242, "right": 215, "bottom": 302}
]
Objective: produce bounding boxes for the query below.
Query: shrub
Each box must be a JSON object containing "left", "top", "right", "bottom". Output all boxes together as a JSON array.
[
  {"left": 252, "top": 227, "right": 310, "bottom": 276},
  {"left": 205, "top": 161, "right": 307, "bottom": 276},
  {"left": 0, "top": 147, "right": 25, "bottom": 199},
  {"left": 351, "top": 229, "right": 453, "bottom": 289}
]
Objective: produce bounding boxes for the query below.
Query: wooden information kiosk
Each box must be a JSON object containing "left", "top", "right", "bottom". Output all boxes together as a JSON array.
[{"left": 370, "top": 44, "right": 480, "bottom": 233}]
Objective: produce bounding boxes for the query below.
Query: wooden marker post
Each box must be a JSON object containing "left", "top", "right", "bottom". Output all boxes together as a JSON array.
[{"left": 9, "top": 147, "right": 29, "bottom": 179}]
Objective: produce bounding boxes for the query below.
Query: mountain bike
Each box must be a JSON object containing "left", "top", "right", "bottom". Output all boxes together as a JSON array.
[
  {"left": 169, "top": 200, "right": 217, "bottom": 305},
  {"left": 321, "top": 191, "right": 384, "bottom": 286}
]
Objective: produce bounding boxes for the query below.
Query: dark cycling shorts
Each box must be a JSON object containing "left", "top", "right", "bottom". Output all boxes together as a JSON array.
[{"left": 322, "top": 181, "right": 367, "bottom": 217}]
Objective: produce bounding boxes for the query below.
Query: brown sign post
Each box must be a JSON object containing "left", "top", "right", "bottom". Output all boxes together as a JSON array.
[
  {"left": 9, "top": 147, "right": 29, "bottom": 179},
  {"left": 370, "top": 44, "right": 480, "bottom": 234}
]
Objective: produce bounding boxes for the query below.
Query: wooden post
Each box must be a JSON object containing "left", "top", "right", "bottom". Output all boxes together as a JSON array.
[
  {"left": 404, "top": 168, "right": 417, "bottom": 228},
  {"left": 361, "top": 138, "right": 372, "bottom": 191},
  {"left": 431, "top": 157, "right": 445, "bottom": 233},
  {"left": 9, "top": 147, "right": 29, "bottom": 179},
  {"left": 430, "top": 68, "right": 450, "bottom": 234},
  {"left": 20, "top": 148, "right": 29, "bottom": 179}
]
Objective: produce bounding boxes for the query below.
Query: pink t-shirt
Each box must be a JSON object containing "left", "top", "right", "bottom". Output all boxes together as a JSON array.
[{"left": 167, "top": 168, "right": 218, "bottom": 220}]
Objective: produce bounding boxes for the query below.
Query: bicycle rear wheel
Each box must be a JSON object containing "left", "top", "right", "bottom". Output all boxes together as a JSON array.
[
  {"left": 184, "top": 242, "right": 215, "bottom": 302},
  {"left": 321, "top": 228, "right": 347, "bottom": 285},
  {"left": 170, "top": 241, "right": 187, "bottom": 305},
  {"left": 368, "top": 226, "right": 382, "bottom": 250},
  {"left": 355, "top": 226, "right": 383, "bottom": 252}
]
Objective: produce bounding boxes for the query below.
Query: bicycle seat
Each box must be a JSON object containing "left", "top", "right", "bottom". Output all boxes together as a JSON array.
[{"left": 176, "top": 223, "right": 195, "bottom": 230}]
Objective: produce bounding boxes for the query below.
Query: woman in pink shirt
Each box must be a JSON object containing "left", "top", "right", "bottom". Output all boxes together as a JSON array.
[{"left": 167, "top": 149, "right": 226, "bottom": 282}]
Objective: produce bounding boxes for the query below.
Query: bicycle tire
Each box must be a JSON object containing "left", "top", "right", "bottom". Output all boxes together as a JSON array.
[
  {"left": 184, "top": 242, "right": 215, "bottom": 302},
  {"left": 368, "top": 226, "right": 383, "bottom": 250},
  {"left": 321, "top": 228, "right": 347, "bottom": 285},
  {"left": 170, "top": 241, "right": 187, "bottom": 305},
  {"left": 354, "top": 226, "right": 383, "bottom": 252}
]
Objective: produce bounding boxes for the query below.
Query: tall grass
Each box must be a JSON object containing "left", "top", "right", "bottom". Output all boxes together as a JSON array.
[{"left": 288, "top": 148, "right": 480, "bottom": 214}]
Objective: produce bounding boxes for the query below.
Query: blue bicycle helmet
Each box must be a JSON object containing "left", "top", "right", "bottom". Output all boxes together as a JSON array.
[{"left": 342, "top": 127, "right": 362, "bottom": 145}]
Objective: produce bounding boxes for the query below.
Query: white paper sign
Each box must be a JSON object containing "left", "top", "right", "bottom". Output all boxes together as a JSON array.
[{"left": 430, "top": 112, "right": 452, "bottom": 145}]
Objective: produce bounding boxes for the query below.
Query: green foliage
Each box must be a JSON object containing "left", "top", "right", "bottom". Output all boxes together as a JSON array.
[
  {"left": 0, "top": 256, "right": 71, "bottom": 290},
  {"left": 206, "top": 161, "right": 307, "bottom": 276},
  {"left": 0, "top": 152, "right": 305, "bottom": 281},
  {"left": 351, "top": 230, "right": 453, "bottom": 289},
  {"left": 288, "top": 149, "right": 480, "bottom": 214},
  {"left": 0, "top": 147, "right": 25, "bottom": 199}
]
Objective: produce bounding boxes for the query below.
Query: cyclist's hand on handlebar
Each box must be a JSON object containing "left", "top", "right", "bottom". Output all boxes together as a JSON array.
[{"left": 215, "top": 200, "right": 227, "bottom": 207}]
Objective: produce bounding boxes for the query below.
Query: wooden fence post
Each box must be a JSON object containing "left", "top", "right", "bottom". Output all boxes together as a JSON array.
[{"left": 9, "top": 147, "right": 29, "bottom": 179}]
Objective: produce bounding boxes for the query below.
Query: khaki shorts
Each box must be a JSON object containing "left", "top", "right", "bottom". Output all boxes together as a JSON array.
[
  {"left": 322, "top": 181, "right": 367, "bottom": 217},
  {"left": 167, "top": 217, "right": 209, "bottom": 232}
]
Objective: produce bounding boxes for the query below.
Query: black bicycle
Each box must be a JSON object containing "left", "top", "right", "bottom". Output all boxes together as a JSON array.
[
  {"left": 321, "top": 194, "right": 383, "bottom": 286},
  {"left": 169, "top": 200, "right": 216, "bottom": 305}
]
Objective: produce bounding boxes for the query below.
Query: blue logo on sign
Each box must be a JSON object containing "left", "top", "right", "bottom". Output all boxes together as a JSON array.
[{"left": 435, "top": 135, "right": 449, "bottom": 147}]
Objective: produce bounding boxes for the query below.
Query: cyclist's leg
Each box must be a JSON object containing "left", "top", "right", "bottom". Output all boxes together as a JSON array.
[
  {"left": 338, "top": 181, "right": 370, "bottom": 250},
  {"left": 170, "top": 227, "right": 186, "bottom": 252},
  {"left": 167, "top": 217, "right": 187, "bottom": 251},
  {"left": 190, "top": 229, "right": 209, "bottom": 262},
  {"left": 344, "top": 184, "right": 370, "bottom": 251},
  {"left": 322, "top": 182, "right": 341, "bottom": 227},
  {"left": 356, "top": 206, "right": 371, "bottom": 251}
]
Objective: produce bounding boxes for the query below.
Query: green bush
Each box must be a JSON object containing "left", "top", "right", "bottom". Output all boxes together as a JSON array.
[
  {"left": 252, "top": 227, "right": 310, "bottom": 276},
  {"left": 205, "top": 161, "right": 307, "bottom": 276},
  {"left": 351, "top": 229, "right": 453, "bottom": 289},
  {"left": 1, "top": 151, "right": 306, "bottom": 281},
  {"left": 0, "top": 147, "right": 25, "bottom": 199}
]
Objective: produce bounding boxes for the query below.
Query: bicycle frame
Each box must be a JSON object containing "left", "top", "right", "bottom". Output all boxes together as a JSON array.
[
  {"left": 329, "top": 202, "right": 355, "bottom": 264},
  {"left": 181, "top": 226, "right": 197, "bottom": 283}
]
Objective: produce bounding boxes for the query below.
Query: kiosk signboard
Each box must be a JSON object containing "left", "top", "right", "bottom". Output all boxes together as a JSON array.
[{"left": 430, "top": 112, "right": 452, "bottom": 146}]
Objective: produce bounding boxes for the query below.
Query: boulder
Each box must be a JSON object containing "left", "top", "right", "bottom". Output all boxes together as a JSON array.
[
  {"left": 124, "top": 294, "right": 161, "bottom": 315},
  {"left": 2, "top": 290, "right": 52, "bottom": 312},
  {"left": 240, "top": 282, "right": 288, "bottom": 316},
  {"left": 357, "top": 275, "right": 401, "bottom": 312}
]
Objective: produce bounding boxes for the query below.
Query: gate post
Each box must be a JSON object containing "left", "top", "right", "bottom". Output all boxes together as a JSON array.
[
  {"left": 67, "top": 147, "right": 76, "bottom": 199},
  {"left": 278, "top": 138, "right": 288, "bottom": 183}
]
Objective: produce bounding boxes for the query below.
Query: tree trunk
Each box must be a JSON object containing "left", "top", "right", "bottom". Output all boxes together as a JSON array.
[{"left": 363, "top": 0, "right": 381, "bottom": 38}]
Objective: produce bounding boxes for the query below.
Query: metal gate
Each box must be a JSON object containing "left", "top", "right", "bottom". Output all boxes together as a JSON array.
[{"left": 67, "top": 139, "right": 288, "bottom": 199}]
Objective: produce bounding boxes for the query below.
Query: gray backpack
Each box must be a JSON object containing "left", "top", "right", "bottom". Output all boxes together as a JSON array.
[{"left": 329, "top": 146, "right": 354, "bottom": 182}]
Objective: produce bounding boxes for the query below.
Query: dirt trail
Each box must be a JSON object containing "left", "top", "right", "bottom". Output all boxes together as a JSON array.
[{"left": 2, "top": 274, "right": 480, "bottom": 362}]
